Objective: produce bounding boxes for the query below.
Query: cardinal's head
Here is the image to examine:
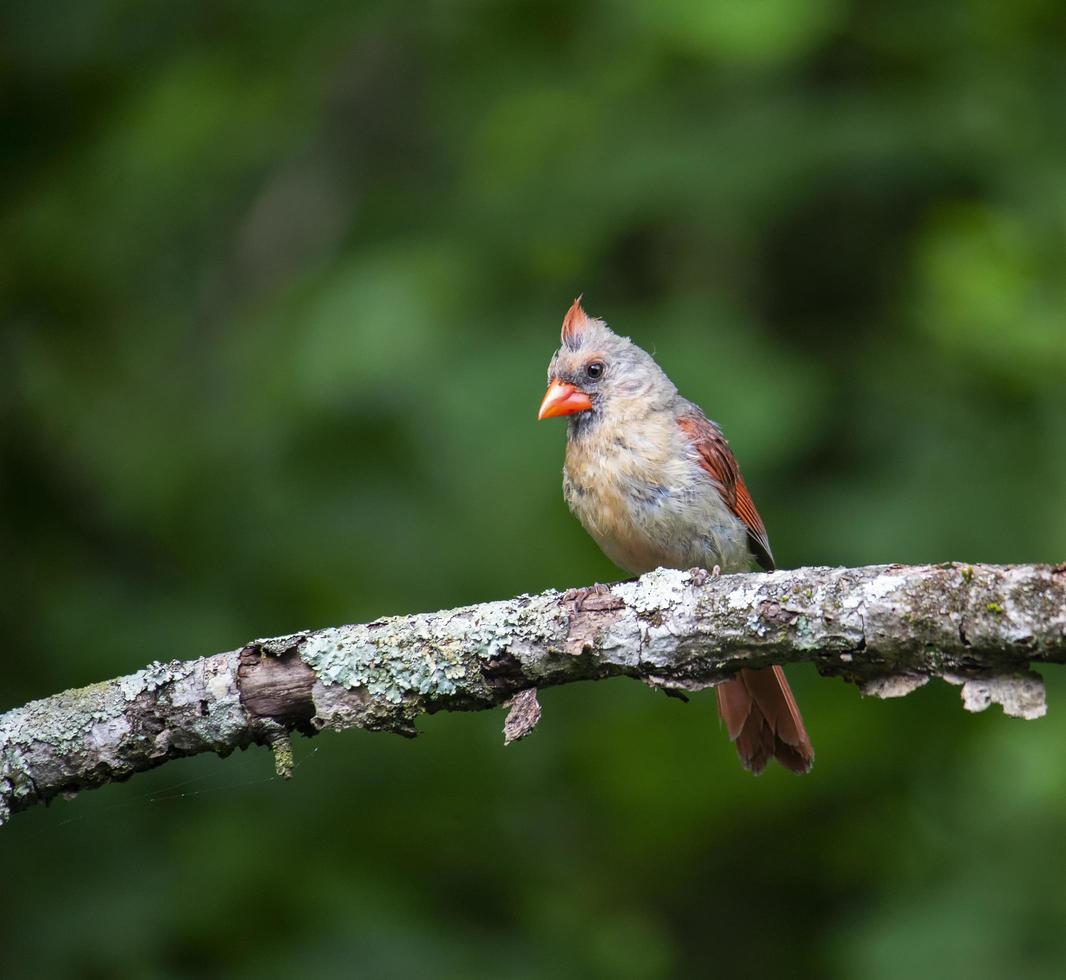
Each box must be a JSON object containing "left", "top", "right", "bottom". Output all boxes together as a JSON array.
[{"left": 537, "top": 297, "right": 675, "bottom": 428}]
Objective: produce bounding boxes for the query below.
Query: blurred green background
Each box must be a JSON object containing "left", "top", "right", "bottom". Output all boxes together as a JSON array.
[{"left": 2, "top": 1, "right": 1066, "bottom": 977}]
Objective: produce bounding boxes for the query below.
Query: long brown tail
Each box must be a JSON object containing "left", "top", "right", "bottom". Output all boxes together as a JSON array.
[{"left": 715, "top": 666, "right": 814, "bottom": 774}]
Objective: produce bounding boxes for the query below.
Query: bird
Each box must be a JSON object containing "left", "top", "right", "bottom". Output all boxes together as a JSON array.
[{"left": 537, "top": 297, "right": 813, "bottom": 774}]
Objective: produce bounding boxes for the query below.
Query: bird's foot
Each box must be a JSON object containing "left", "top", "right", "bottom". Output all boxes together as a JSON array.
[
  {"left": 562, "top": 582, "right": 622, "bottom": 613},
  {"left": 688, "top": 565, "right": 721, "bottom": 586}
]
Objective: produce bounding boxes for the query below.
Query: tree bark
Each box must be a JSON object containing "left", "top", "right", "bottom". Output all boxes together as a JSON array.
[{"left": 2, "top": 562, "right": 1064, "bottom": 826}]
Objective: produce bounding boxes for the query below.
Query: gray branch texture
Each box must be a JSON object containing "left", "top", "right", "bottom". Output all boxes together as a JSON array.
[{"left": 3, "top": 562, "right": 1065, "bottom": 826}]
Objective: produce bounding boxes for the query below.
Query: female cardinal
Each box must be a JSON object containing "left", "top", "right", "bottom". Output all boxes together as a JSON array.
[{"left": 538, "top": 298, "right": 814, "bottom": 774}]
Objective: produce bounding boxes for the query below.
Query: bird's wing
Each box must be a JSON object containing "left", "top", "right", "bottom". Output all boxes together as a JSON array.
[{"left": 676, "top": 413, "right": 774, "bottom": 572}]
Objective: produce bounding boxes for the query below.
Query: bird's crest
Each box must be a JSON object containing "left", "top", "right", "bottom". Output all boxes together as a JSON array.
[{"left": 561, "top": 295, "right": 594, "bottom": 349}]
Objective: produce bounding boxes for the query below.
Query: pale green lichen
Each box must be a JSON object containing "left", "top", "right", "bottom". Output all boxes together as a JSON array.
[
  {"left": 615, "top": 568, "right": 690, "bottom": 615},
  {"left": 271, "top": 733, "right": 294, "bottom": 779},
  {"left": 295, "top": 592, "right": 568, "bottom": 706},
  {"left": 118, "top": 660, "right": 192, "bottom": 701},
  {"left": 300, "top": 617, "right": 480, "bottom": 703},
  {"left": 1, "top": 681, "right": 124, "bottom": 749}
]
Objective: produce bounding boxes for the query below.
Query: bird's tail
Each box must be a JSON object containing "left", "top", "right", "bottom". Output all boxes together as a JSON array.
[{"left": 715, "top": 665, "right": 814, "bottom": 774}]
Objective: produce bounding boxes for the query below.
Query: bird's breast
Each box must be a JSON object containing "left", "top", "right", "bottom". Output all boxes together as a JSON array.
[{"left": 562, "top": 421, "right": 751, "bottom": 576}]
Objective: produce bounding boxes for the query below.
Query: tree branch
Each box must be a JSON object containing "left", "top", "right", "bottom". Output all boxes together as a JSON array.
[{"left": 3, "top": 562, "right": 1064, "bottom": 826}]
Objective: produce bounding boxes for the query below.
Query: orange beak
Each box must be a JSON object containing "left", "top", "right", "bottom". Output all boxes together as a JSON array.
[{"left": 537, "top": 380, "right": 593, "bottom": 420}]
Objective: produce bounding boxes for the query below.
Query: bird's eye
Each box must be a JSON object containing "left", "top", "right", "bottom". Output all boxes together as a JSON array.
[{"left": 585, "top": 361, "right": 605, "bottom": 381}]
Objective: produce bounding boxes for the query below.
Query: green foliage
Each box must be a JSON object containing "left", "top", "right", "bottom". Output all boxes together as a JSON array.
[{"left": 2, "top": 1, "right": 1065, "bottom": 976}]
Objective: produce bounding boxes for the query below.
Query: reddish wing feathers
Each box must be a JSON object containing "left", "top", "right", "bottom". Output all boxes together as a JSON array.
[
  {"left": 678, "top": 414, "right": 813, "bottom": 773},
  {"left": 676, "top": 414, "right": 774, "bottom": 571}
]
